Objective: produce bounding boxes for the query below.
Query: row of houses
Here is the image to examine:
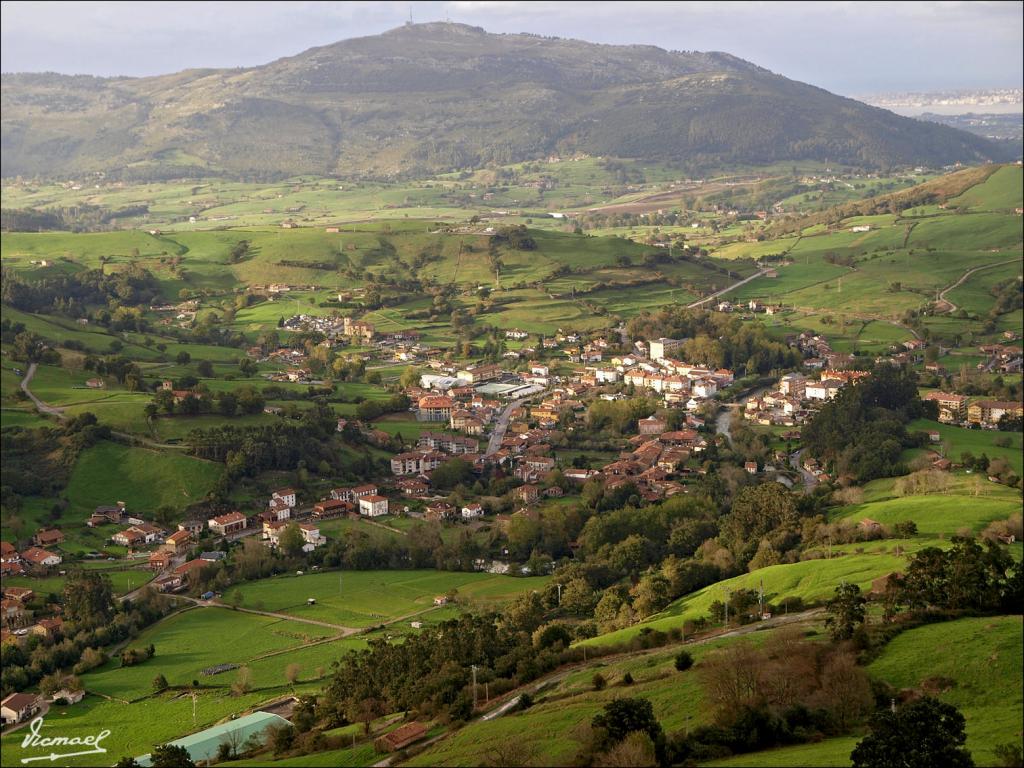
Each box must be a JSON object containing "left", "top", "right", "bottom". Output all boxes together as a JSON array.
[
  {"left": 924, "top": 391, "right": 1023, "bottom": 427},
  {"left": 0, "top": 541, "right": 62, "bottom": 576}
]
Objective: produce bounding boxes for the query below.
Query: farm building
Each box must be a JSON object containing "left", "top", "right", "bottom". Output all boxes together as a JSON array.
[
  {"left": 1, "top": 692, "right": 40, "bottom": 725},
  {"left": 375, "top": 721, "right": 428, "bottom": 752},
  {"left": 136, "top": 711, "right": 290, "bottom": 766}
]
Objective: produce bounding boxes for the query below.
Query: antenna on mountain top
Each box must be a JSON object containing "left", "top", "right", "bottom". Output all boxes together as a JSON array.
[{"left": 407, "top": 5, "right": 413, "bottom": 25}]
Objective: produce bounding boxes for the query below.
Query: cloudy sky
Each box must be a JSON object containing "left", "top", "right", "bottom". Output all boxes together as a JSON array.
[{"left": 2, "top": 1, "right": 1021, "bottom": 95}]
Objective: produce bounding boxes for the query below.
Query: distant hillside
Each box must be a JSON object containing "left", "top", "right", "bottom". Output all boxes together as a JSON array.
[{"left": 1, "top": 22, "right": 1012, "bottom": 179}]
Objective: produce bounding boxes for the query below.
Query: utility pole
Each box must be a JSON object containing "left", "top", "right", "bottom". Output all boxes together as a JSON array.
[
  {"left": 471, "top": 664, "right": 478, "bottom": 707},
  {"left": 556, "top": 583, "right": 563, "bottom": 606}
]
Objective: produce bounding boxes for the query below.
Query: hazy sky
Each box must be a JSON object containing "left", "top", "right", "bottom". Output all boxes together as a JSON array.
[{"left": 2, "top": 1, "right": 1021, "bottom": 95}]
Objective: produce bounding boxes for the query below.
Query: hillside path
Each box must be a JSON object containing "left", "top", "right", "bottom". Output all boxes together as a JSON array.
[
  {"left": 19, "top": 363, "right": 191, "bottom": 450},
  {"left": 177, "top": 596, "right": 360, "bottom": 634},
  {"left": 19, "top": 363, "right": 63, "bottom": 416},
  {"left": 686, "top": 269, "right": 770, "bottom": 309},
  {"left": 386, "top": 608, "right": 824, "bottom": 766},
  {"left": 936, "top": 257, "right": 1021, "bottom": 314}
]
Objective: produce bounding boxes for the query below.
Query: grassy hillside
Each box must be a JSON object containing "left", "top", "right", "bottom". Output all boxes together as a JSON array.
[
  {"left": 582, "top": 477, "right": 1020, "bottom": 649},
  {"left": 407, "top": 615, "right": 1022, "bottom": 767},
  {"left": 904, "top": 418, "right": 1024, "bottom": 475},
  {"left": 65, "top": 440, "right": 223, "bottom": 517}
]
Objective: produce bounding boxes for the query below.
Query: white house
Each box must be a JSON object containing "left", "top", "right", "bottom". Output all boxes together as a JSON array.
[
  {"left": 19, "top": 547, "right": 62, "bottom": 568},
  {"left": 270, "top": 488, "right": 297, "bottom": 509},
  {"left": 692, "top": 379, "right": 717, "bottom": 398},
  {"left": 208, "top": 511, "right": 247, "bottom": 536},
  {"left": 298, "top": 523, "right": 326, "bottom": 551},
  {"left": 358, "top": 495, "right": 389, "bottom": 517},
  {"left": 461, "top": 503, "right": 484, "bottom": 520},
  {"left": 1, "top": 693, "right": 40, "bottom": 725}
]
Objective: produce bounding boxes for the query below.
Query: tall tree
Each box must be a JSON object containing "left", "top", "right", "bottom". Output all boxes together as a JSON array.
[
  {"left": 62, "top": 571, "right": 115, "bottom": 628},
  {"left": 825, "top": 582, "right": 867, "bottom": 641},
  {"left": 851, "top": 697, "right": 974, "bottom": 768}
]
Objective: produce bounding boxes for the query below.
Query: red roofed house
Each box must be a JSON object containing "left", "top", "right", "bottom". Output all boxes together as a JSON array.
[
  {"left": 149, "top": 551, "right": 170, "bottom": 570},
  {"left": 514, "top": 484, "right": 541, "bottom": 505},
  {"left": 20, "top": 547, "right": 61, "bottom": 568},
  {"left": 1, "top": 692, "right": 41, "bottom": 726},
  {"left": 208, "top": 512, "right": 247, "bottom": 536},
  {"left": 33, "top": 529, "right": 65, "bottom": 548},
  {"left": 375, "top": 721, "right": 428, "bottom": 752},
  {"left": 163, "top": 530, "right": 192, "bottom": 554},
  {"left": 638, "top": 416, "right": 667, "bottom": 435},
  {"left": 417, "top": 395, "right": 453, "bottom": 422},
  {"left": 270, "top": 488, "right": 297, "bottom": 510},
  {"left": 31, "top": 617, "right": 63, "bottom": 640},
  {"left": 358, "top": 495, "right": 389, "bottom": 518},
  {"left": 173, "top": 559, "right": 208, "bottom": 581},
  {"left": 2, "top": 587, "right": 33, "bottom": 603},
  {"left": 313, "top": 499, "right": 351, "bottom": 518},
  {"left": 0, "top": 542, "right": 18, "bottom": 562}
]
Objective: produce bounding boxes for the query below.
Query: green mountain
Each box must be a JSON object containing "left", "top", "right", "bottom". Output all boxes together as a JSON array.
[{"left": 0, "top": 22, "right": 1011, "bottom": 179}]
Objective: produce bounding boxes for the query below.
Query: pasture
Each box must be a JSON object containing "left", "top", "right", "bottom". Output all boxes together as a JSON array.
[
  {"left": 578, "top": 552, "right": 909, "bottom": 648},
  {"left": 229, "top": 569, "right": 550, "bottom": 627},
  {"left": 710, "top": 615, "right": 1024, "bottom": 767},
  {"left": 65, "top": 440, "right": 223, "bottom": 516},
  {"left": 81, "top": 607, "right": 342, "bottom": 700},
  {"left": 905, "top": 417, "right": 1024, "bottom": 474}
]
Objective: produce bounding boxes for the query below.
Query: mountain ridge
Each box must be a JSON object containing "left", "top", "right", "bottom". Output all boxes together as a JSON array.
[{"left": 0, "top": 22, "right": 1012, "bottom": 179}]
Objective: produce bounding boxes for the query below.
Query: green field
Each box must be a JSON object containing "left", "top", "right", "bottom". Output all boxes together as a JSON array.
[
  {"left": 866, "top": 615, "right": 1023, "bottom": 766},
  {"left": 579, "top": 553, "right": 909, "bottom": 648},
  {"left": 710, "top": 616, "right": 1024, "bottom": 767},
  {"left": 410, "top": 613, "right": 1022, "bottom": 768},
  {"left": 2, "top": 566, "right": 153, "bottom": 598},
  {"left": 947, "top": 165, "right": 1024, "bottom": 212},
  {"left": 834, "top": 478, "right": 1021, "bottom": 535},
  {"left": 230, "top": 569, "right": 550, "bottom": 627},
  {"left": 583, "top": 474, "right": 1020, "bottom": 650},
  {"left": 905, "top": 418, "right": 1024, "bottom": 474},
  {"left": 80, "top": 607, "right": 341, "bottom": 700},
  {"left": 65, "top": 440, "right": 223, "bottom": 517}
]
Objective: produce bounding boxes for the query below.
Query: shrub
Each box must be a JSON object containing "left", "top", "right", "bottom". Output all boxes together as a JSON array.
[
  {"left": 593, "top": 672, "right": 607, "bottom": 691},
  {"left": 675, "top": 651, "right": 694, "bottom": 672}
]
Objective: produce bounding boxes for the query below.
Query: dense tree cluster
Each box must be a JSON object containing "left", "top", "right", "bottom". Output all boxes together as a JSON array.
[
  {"left": 882, "top": 536, "right": 1021, "bottom": 618},
  {"left": 625, "top": 307, "right": 802, "bottom": 375},
  {"left": 1, "top": 575, "right": 169, "bottom": 696},
  {"left": 673, "top": 630, "right": 874, "bottom": 763},
  {"left": 1, "top": 414, "right": 110, "bottom": 514},
  {"left": 1, "top": 264, "right": 161, "bottom": 315},
  {"left": 188, "top": 411, "right": 347, "bottom": 480},
  {"left": 803, "top": 365, "right": 929, "bottom": 482}
]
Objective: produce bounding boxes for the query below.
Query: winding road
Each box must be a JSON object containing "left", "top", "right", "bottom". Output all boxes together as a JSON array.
[
  {"left": 19, "top": 362, "right": 189, "bottom": 450},
  {"left": 936, "top": 257, "right": 1021, "bottom": 314},
  {"left": 19, "top": 363, "right": 62, "bottom": 416}
]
